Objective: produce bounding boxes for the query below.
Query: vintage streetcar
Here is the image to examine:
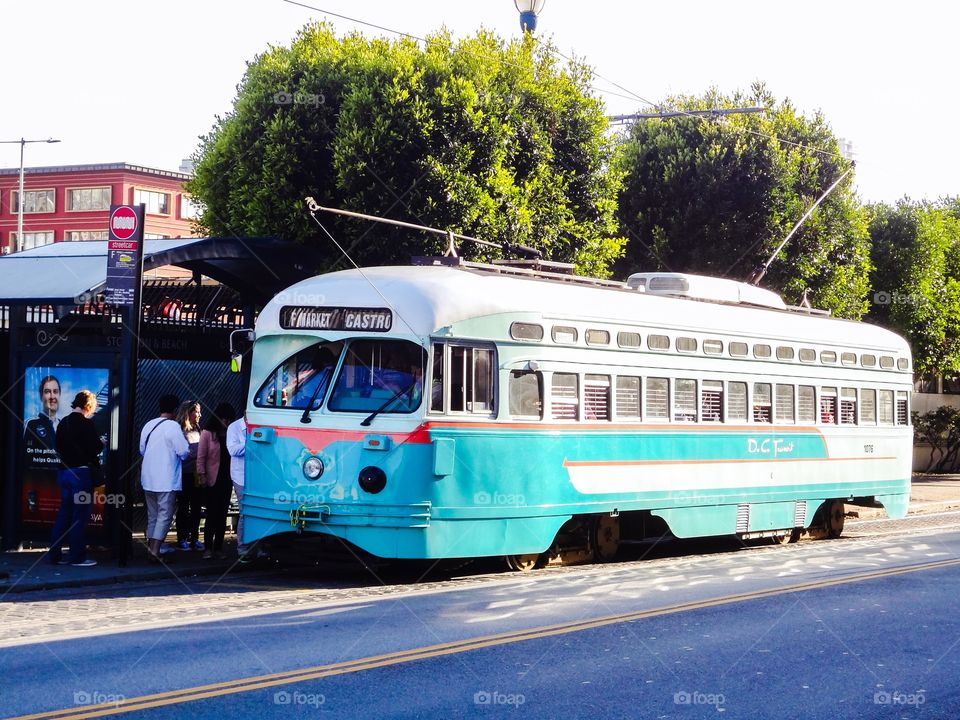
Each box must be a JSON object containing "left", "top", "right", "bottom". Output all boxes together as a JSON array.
[{"left": 239, "top": 262, "right": 913, "bottom": 569}]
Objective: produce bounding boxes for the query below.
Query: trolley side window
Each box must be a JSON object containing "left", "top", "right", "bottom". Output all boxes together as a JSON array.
[
  {"left": 584, "top": 374, "right": 611, "bottom": 420},
  {"left": 328, "top": 339, "right": 427, "bottom": 414},
  {"left": 775, "top": 384, "right": 795, "bottom": 423},
  {"left": 798, "top": 385, "right": 816, "bottom": 423},
  {"left": 878, "top": 390, "right": 894, "bottom": 425},
  {"left": 429, "top": 345, "right": 444, "bottom": 412},
  {"left": 551, "top": 373, "right": 579, "bottom": 420},
  {"left": 615, "top": 376, "right": 641, "bottom": 419},
  {"left": 896, "top": 391, "right": 909, "bottom": 425},
  {"left": 820, "top": 387, "right": 838, "bottom": 424},
  {"left": 701, "top": 380, "right": 723, "bottom": 422},
  {"left": 449, "top": 345, "right": 496, "bottom": 415},
  {"left": 253, "top": 340, "right": 343, "bottom": 410},
  {"left": 509, "top": 370, "right": 543, "bottom": 419},
  {"left": 840, "top": 387, "right": 857, "bottom": 425},
  {"left": 753, "top": 383, "right": 772, "bottom": 423},
  {"left": 674, "top": 378, "right": 697, "bottom": 422},
  {"left": 645, "top": 377, "right": 669, "bottom": 420},
  {"left": 861, "top": 389, "right": 877, "bottom": 424},
  {"left": 727, "top": 382, "right": 747, "bottom": 421}
]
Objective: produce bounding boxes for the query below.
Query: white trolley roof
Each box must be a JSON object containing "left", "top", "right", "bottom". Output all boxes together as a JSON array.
[{"left": 256, "top": 266, "right": 910, "bottom": 356}]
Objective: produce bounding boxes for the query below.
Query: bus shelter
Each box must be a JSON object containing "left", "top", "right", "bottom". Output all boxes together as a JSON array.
[{"left": 0, "top": 238, "right": 321, "bottom": 554}]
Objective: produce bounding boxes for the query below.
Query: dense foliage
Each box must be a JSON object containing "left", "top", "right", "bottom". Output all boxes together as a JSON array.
[
  {"left": 615, "top": 84, "right": 870, "bottom": 318},
  {"left": 187, "top": 23, "right": 624, "bottom": 275}
]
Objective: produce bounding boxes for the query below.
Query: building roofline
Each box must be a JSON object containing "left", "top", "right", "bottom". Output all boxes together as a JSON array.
[{"left": 0, "top": 162, "right": 191, "bottom": 180}]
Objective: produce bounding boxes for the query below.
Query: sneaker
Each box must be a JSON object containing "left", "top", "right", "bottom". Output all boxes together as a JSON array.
[
  {"left": 238, "top": 553, "right": 253, "bottom": 564},
  {"left": 202, "top": 549, "right": 213, "bottom": 560},
  {"left": 193, "top": 541, "right": 205, "bottom": 551},
  {"left": 178, "top": 540, "right": 192, "bottom": 550},
  {"left": 71, "top": 559, "right": 97, "bottom": 567},
  {"left": 159, "top": 545, "right": 176, "bottom": 555}
]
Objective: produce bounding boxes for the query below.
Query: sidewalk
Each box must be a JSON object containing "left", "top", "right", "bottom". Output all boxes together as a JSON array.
[
  {"left": 3, "top": 475, "right": 960, "bottom": 595},
  {"left": 0, "top": 537, "right": 259, "bottom": 595}
]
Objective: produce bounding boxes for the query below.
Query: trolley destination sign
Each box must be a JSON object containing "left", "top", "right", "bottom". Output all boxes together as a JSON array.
[{"left": 279, "top": 306, "right": 393, "bottom": 331}]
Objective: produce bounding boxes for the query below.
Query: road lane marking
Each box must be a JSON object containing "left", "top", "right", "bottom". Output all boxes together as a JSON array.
[{"left": 13, "top": 556, "right": 960, "bottom": 720}]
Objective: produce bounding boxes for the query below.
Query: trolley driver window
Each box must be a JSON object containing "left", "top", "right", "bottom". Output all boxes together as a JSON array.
[
  {"left": 328, "top": 339, "right": 427, "bottom": 414},
  {"left": 431, "top": 343, "right": 497, "bottom": 415},
  {"left": 254, "top": 340, "right": 344, "bottom": 409}
]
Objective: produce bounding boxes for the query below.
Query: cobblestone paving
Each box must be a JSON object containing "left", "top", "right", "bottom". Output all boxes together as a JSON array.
[{"left": 1, "top": 512, "right": 957, "bottom": 649}]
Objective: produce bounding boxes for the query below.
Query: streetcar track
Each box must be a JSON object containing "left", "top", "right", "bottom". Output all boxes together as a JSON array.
[{"left": 12, "top": 555, "right": 960, "bottom": 720}]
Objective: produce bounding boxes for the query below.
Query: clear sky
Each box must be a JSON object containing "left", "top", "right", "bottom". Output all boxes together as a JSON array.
[{"left": 1, "top": 0, "right": 954, "bottom": 205}]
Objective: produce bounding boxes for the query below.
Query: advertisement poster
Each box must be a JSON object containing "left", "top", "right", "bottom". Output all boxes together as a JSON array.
[{"left": 21, "top": 366, "right": 111, "bottom": 537}]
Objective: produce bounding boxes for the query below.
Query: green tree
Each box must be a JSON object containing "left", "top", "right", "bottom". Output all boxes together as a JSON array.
[
  {"left": 187, "top": 24, "right": 624, "bottom": 276},
  {"left": 867, "top": 200, "right": 960, "bottom": 376},
  {"left": 615, "top": 83, "right": 870, "bottom": 318}
]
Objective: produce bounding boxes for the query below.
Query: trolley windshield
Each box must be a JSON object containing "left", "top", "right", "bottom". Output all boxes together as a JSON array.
[
  {"left": 328, "top": 339, "right": 427, "bottom": 414},
  {"left": 254, "top": 340, "right": 343, "bottom": 410}
]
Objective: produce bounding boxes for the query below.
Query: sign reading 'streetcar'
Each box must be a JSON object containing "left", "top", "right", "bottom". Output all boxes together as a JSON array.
[{"left": 279, "top": 307, "right": 393, "bottom": 331}]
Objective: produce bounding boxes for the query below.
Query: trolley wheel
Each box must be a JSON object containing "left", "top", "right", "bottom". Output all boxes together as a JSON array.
[
  {"left": 504, "top": 553, "right": 543, "bottom": 572},
  {"left": 823, "top": 499, "right": 846, "bottom": 538},
  {"left": 593, "top": 515, "right": 621, "bottom": 562},
  {"left": 773, "top": 528, "right": 801, "bottom": 545}
]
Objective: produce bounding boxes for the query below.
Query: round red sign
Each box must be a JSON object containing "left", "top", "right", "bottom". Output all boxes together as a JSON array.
[{"left": 110, "top": 206, "right": 139, "bottom": 241}]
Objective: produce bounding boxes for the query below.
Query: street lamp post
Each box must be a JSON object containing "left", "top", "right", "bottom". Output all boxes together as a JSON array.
[
  {"left": 0, "top": 138, "right": 60, "bottom": 253},
  {"left": 514, "top": 0, "right": 545, "bottom": 33}
]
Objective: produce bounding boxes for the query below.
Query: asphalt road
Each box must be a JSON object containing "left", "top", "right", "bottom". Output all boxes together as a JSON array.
[{"left": 3, "top": 515, "right": 959, "bottom": 719}]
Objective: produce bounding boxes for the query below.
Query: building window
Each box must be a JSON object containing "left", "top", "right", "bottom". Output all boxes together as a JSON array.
[
  {"left": 12, "top": 231, "right": 53, "bottom": 250},
  {"left": 615, "top": 376, "right": 641, "bottom": 418},
  {"left": 584, "top": 374, "right": 611, "bottom": 420},
  {"left": 701, "top": 380, "right": 723, "bottom": 422},
  {"left": 674, "top": 378, "right": 697, "bottom": 422},
  {"left": 143, "top": 233, "right": 170, "bottom": 240},
  {"left": 753, "top": 383, "right": 772, "bottom": 423},
  {"left": 65, "top": 230, "right": 109, "bottom": 241},
  {"left": 551, "top": 373, "right": 579, "bottom": 420},
  {"left": 12, "top": 189, "right": 55, "bottom": 213},
  {"left": 180, "top": 194, "right": 200, "bottom": 220},
  {"left": 645, "top": 377, "right": 669, "bottom": 419},
  {"left": 509, "top": 370, "right": 542, "bottom": 419},
  {"left": 728, "top": 382, "right": 747, "bottom": 421},
  {"left": 67, "top": 187, "right": 111, "bottom": 211},
  {"left": 134, "top": 189, "right": 170, "bottom": 215}
]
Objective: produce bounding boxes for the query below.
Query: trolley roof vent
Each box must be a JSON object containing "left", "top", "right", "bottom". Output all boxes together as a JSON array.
[{"left": 626, "top": 272, "right": 786, "bottom": 310}]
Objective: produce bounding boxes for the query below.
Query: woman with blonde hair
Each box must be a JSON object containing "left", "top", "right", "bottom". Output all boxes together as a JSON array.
[{"left": 174, "top": 400, "right": 203, "bottom": 550}]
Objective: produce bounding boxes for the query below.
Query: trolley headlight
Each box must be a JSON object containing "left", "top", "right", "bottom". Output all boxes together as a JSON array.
[
  {"left": 303, "top": 456, "right": 324, "bottom": 480},
  {"left": 358, "top": 466, "right": 387, "bottom": 494}
]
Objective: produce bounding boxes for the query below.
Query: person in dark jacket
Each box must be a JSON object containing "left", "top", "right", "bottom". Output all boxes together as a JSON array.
[{"left": 47, "top": 390, "right": 103, "bottom": 567}]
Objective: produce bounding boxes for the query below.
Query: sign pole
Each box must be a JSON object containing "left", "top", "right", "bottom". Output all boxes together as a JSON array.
[{"left": 106, "top": 204, "right": 146, "bottom": 566}]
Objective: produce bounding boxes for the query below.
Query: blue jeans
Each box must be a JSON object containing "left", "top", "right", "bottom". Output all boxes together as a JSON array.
[{"left": 48, "top": 467, "right": 93, "bottom": 564}]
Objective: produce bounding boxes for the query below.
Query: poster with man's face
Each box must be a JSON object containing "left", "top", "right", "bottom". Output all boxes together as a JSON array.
[{"left": 21, "top": 366, "right": 110, "bottom": 533}]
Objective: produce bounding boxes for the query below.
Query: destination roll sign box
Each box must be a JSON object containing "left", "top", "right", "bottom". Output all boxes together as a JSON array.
[{"left": 280, "top": 306, "right": 393, "bottom": 332}]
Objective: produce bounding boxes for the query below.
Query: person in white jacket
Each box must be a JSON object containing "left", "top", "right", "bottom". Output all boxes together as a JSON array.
[
  {"left": 225, "top": 415, "right": 249, "bottom": 559},
  {"left": 140, "top": 394, "right": 190, "bottom": 562}
]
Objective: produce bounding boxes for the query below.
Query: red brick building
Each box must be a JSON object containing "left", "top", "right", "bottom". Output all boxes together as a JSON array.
[{"left": 0, "top": 163, "right": 198, "bottom": 254}]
